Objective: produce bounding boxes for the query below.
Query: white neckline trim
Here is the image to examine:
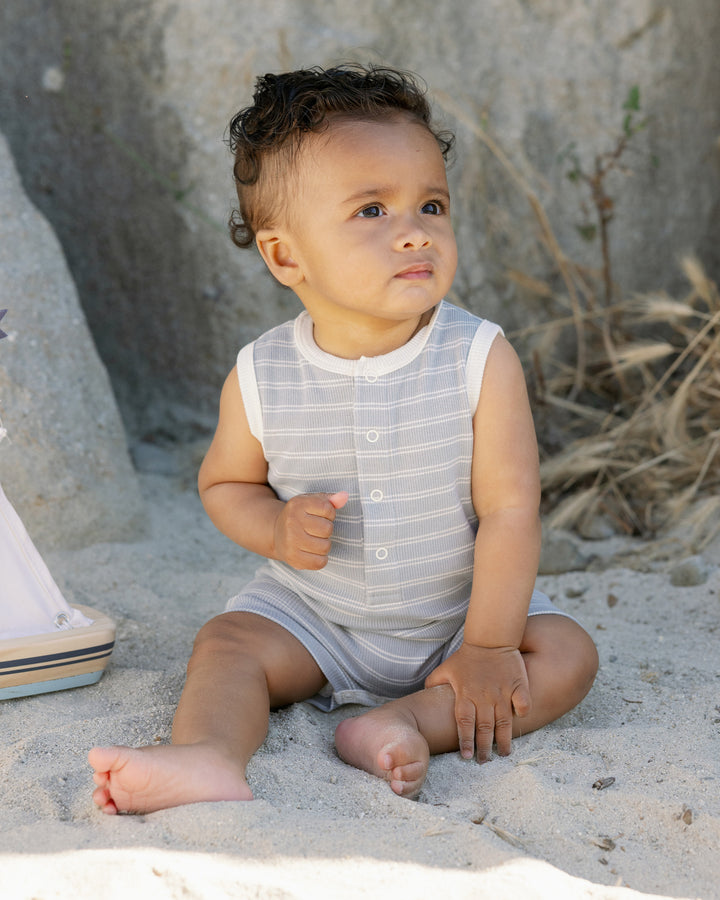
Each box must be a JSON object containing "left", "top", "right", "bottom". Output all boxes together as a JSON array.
[{"left": 293, "top": 302, "right": 444, "bottom": 376}]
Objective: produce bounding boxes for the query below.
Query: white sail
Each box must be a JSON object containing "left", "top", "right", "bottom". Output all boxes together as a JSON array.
[{"left": 0, "top": 483, "right": 92, "bottom": 640}]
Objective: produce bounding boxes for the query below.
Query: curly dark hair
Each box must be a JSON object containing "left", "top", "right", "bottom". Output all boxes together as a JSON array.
[{"left": 227, "top": 63, "right": 455, "bottom": 249}]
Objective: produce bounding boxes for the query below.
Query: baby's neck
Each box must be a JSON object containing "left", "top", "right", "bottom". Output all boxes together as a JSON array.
[{"left": 311, "top": 308, "right": 435, "bottom": 359}]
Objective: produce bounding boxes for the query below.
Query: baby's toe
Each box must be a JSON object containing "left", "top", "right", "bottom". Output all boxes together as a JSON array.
[
  {"left": 385, "top": 756, "right": 427, "bottom": 798},
  {"left": 92, "top": 786, "right": 118, "bottom": 813},
  {"left": 389, "top": 767, "right": 424, "bottom": 798},
  {"left": 393, "top": 759, "right": 424, "bottom": 780}
]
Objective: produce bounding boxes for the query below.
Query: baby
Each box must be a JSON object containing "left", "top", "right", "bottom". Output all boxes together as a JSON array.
[{"left": 89, "top": 64, "right": 598, "bottom": 813}]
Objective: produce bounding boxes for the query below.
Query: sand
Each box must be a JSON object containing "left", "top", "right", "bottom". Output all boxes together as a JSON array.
[{"left": 1, "top": 451, "right": 718, "bottom": 899}]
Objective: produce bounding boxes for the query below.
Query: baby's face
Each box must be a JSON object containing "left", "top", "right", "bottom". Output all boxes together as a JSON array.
[{"left": 281, "top": 115, "right": 458, "bottom": 338}]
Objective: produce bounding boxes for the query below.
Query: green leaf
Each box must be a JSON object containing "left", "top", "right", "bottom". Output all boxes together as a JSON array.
[
  {"left": 623, "top": 85, "right": 641, "bottom": 112},
  {"left": 576, "top": 223, "right": 597, "bottom": 242}
]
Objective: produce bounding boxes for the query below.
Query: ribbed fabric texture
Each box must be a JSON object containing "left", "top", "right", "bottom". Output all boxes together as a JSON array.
[{"left": 236, "top": 301, "right": 502, "bottom": 643}]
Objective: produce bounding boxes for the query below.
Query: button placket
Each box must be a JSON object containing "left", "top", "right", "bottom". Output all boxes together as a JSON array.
[
  {"left": 355, "top": 372, "right": 394, "bottom": 572},
  {"left": 359, "top": 358, "right": 379, "bottom": 383}
]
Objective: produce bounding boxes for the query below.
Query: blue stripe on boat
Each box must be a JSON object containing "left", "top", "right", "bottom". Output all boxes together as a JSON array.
[{"left": 0, "top": 641, "right": 115, "bottom": 671}]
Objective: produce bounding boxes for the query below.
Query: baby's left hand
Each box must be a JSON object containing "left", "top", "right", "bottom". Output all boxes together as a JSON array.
[{"left": 425, "top": 643, "right": 531, "bottom": 762}]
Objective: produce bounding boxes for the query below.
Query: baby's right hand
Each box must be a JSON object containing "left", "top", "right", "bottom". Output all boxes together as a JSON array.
[{"left": 273, "top": 491, "right": 348, "bottom": 570}]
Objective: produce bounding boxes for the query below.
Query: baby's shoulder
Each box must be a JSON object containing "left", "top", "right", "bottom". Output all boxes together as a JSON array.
[{"left": 435, "top": 301, "right": 500, "bottom": 338}]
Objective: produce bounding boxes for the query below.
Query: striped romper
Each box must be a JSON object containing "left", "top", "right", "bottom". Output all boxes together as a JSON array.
[{"left": 226, "top": 301, "right": 568, "bottom": 710}]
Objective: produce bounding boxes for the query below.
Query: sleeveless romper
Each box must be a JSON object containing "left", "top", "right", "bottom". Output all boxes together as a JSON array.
[{"left": 226, "top": 301, "right": 569, "bottom": 709}]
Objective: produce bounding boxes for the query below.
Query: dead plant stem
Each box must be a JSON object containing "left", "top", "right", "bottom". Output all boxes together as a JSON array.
[{"left": 433, "top": 89, "right": 587, "bottom": 397}]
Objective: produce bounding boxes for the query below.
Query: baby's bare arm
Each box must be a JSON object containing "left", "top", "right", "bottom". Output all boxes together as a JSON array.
[
  {"left": 426, "top": 335, "right": 540, "bottom": 759},
  {"left": 198, "top": 370, "right": 346, "bottom": 568}
]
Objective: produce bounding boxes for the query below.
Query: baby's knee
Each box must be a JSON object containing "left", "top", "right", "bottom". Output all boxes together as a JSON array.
[
  {"left": 529, "top": 615, "right": 599, "bottom": 696},
  {"left": 187, "top": 613, "right": 256, "bottom": 669},
  {"left": 564, "top": 626, "right": 599, "bottom": 696}
]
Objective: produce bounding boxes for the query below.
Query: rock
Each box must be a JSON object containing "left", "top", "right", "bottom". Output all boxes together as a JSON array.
[
  {"left": 668, "top": 556, "right": 710, "bottom": 588},
  {"left": 0, "top": 131, "right": 145, "bottom": 551},
  {"left": 577, "top": 514, "right": 618, "bottom": 541},
  {"left": 0, "top": 1, "right": 718, "bottom": 437},
  {"left": 539, "top": 529, "right": 595, "bottom": 575}
]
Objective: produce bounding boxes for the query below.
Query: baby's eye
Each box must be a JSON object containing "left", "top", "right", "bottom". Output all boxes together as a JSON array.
[
  {"left": 421, "top": 201, "right": 444, "bottom": 215},
  {"left": 357, "top": 205, "right": 384, "bottom": 218}
]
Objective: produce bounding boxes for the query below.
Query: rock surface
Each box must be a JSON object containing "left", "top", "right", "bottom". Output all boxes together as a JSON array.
[
  {"left": 0, "top": 1, "right": 718, "bottom": 437},
  {"left": 538, "top": 528, "right": 597, "bottom": 575},
  {"left": 0, "top": 132, "right": 145, "bottom": 551},
  {"left": 668, "top": 554, "right": 711, "bottom": 588}
]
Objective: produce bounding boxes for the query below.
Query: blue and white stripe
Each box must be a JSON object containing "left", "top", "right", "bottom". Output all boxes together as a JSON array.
[{"left": 227, "top": 301, "right": 564, "bottom": 708}]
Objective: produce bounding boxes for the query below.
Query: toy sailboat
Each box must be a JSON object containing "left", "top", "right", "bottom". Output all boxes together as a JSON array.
[{"left": 0, "top": 482, "right": 115, "bottom": 700}]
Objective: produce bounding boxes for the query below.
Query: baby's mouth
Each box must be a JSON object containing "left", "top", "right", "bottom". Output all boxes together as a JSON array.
[{"left": 395, "top": 264, "right": 433, "bottom": 279}]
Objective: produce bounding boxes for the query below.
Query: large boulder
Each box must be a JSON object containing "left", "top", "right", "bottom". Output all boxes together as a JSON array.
[
  {"left": 0, "top": 1, "right": 718, "bottom": 437},
  {"left": 0, "top": 132, "right": 145, "bottom": 551}
]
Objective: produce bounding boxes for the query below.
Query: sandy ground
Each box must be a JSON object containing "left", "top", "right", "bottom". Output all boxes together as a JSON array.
[{"left": 1, "top": 454, "right": 718, "bottom": 899}]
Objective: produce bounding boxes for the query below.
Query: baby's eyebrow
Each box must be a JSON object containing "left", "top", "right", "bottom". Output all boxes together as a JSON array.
[
  {"left": 342, "top": 186, "right": 393, "bottom": 206},
  {"left": 343, "top": 185, "right": 451, "bottom": 206}
]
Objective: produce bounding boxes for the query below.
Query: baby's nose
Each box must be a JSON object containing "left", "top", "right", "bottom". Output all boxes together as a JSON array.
[{"left": 396, "top": 217, "right": 432, "bottom": 250}]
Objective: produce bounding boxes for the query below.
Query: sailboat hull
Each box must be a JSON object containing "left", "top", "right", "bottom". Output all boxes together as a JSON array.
[{"left": 0, "top": 604, "right": 115, "bottom": 700}]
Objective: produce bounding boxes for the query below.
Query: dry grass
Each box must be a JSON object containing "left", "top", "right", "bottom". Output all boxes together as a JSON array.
[
  {"left": 530, "top": 258, "right": 720, "bottom": 546},
  {"left": 433, "top": 90, "right": 720, "bottom": 546}
]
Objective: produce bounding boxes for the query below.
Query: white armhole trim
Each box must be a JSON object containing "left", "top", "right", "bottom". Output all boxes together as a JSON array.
[
  {"left": 236, "top": 342, "right": 264, "bottom": 445},
  {"left": 466, "top": 320, "right": 504, "bottom": 414}
]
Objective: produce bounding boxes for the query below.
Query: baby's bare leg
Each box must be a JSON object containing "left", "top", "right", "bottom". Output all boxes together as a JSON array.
[
  {"left": 335, "top": 615, "right": 598, "bottom": 798},
  {"left": 512, "top": 613, "right": 598, "bottom": 737},
  {"left": 88, "top": 612, "right": 325, "bottom": 814}
]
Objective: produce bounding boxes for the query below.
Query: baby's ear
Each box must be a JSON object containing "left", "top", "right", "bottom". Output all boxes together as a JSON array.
[{"left": 255, "top": 230, "right": 304, "bottom": 287}]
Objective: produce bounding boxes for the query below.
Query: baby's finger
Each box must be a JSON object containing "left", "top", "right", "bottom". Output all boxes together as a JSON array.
[
  {"left": 328, "top": 491, "right": 349, "bottom": 510},
  {"left": 298, "top": 493, "right": 340, "bottom": 521},
  {"left": 302, "top": 492, "right": 348, "bottom": 540},
  {"left": 303, "top": 513, "right": 335, "bottom": 540},
  {"left": 512, "top": 682, "right": 532, "bottom": 719},
  {"left": 292, "top": 551, "right": 331, "bottom": 570},
  {"left": 474, "top": 715, "right": 495, "bottom": 763},
  {"left": 299, "top": 532, "right": 333, "bottom": 558},
  {"left": 493, "top": 708, "right": 514, "bottom": 757},
  {"left": 455, "top": 698, "right": 478, "bottom": 760}
]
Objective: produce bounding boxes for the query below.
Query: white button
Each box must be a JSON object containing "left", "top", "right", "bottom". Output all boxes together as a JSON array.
[
  {"left": 370, "top": 490, "right": 383, "bottom": 502},
  {"left": 366, "top": 430, "right": 379, "bottom": 443},
  {"left": 365, "top": 373, "right": 378, "bottom": 383},
  {"left": 375, "top": 548, "right": 388, "bottom": 560}
]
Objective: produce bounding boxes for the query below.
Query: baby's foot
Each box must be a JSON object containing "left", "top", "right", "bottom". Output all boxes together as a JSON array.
[
  {"left": 335, "top": 707, "right": 430, "bottom": 799},
  {"left": 87, "top": 742, "right": 253, "bottom": 814}
]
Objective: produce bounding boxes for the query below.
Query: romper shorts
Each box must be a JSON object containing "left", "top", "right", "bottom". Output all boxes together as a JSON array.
[{"left": 225, "top": 566, "right": 574, "bottom": 711}]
